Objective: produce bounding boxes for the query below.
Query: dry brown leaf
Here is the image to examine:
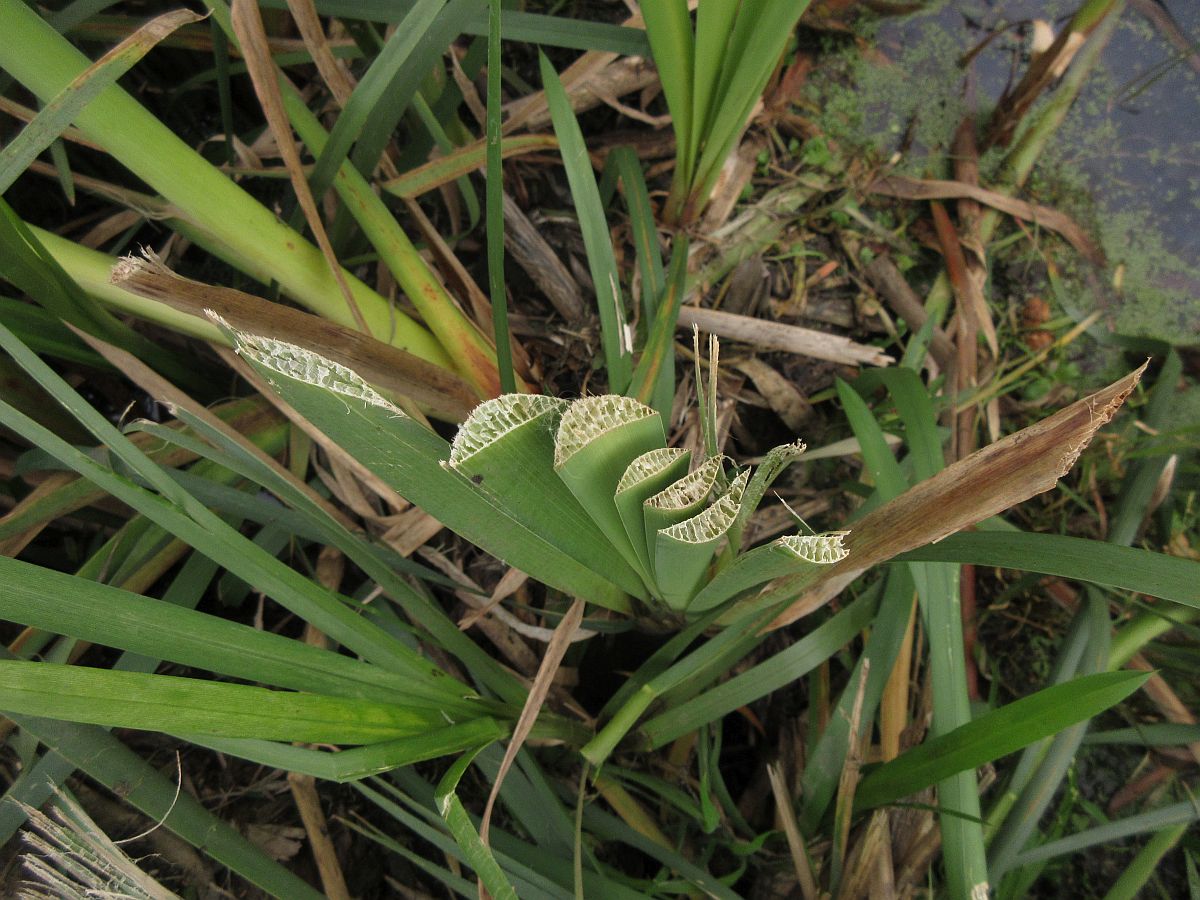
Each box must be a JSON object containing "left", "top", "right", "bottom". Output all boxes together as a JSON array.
[
  {"left": 769, "top": 363, "right": 1147, "bottom": 629},
  {"left": 734, "top": 356, "right": 814, "bottom": 432},
  {"left": 767, "top": 763, "right": 819, "bottom": 900},
  {"left": 111, "top": 254, "right": 477, "bottom": 421},
  {"left": 285, "top": 0, "right": 355, "bottom": 105},
  {"left": 479, "top": 598, "right": 586, "bottom": 860},
  {"left": 867, "top": 175, "right": 1105, "bottom": 265},
  {"left": 231, "top": 0, "right": 367, "bottom": 332}
]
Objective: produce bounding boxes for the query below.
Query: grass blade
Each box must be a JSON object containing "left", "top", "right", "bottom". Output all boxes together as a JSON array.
[
  {"left": 0, "top": 661, "right": 446, "bottom": 744},
  {"left": 639, "top": 590, "right": 879, "bottom": 750},
  {"left": 640, "top": 0, "right": 694, "bottom": 191},
  {"left": 187, "top": 719, "right": 508, "bottom": 781},
  {"left": 799, "top": 568, "right": 914, "bottom": 831},
  {"left": 0, "top": 9, "right": 200, "bottom": 193},
  {"left": 1009, "top": 802, "right": 1200, "bottom": 871},
  {"left": 435, "top": 748, "right": 519, "bottom": 899},
  {"left": 0, "top": 555, "right": 478, "bottom": 711},
  {"left": 896, "top": 531, "right": 1200, "bottom": 608},
  {"left": 303, "top": 0, "right": 447, "bottom": 198},
  {"left": 485, "top": 0, "right": 515, "bottom": 393},
  {"left": 540, "top": 52, "right": 633, "bottom": 391},
  {"left": 855, "top": 671, "right": 1149, "bottom": 812}
]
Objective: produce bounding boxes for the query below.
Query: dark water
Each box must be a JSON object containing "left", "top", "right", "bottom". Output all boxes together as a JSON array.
[{"left": 856, "top": 0, "right": 1200, "bottom": 342}]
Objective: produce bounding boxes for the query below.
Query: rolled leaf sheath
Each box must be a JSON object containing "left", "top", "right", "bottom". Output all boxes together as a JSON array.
[
  {"left": 554, "top": 396, "right": 666, "bottom": 590},
  {"left": 0, "top": 1, "right": 448, "bottom": 367},
  {"left": 448, "top": 395, "right": 647, "bottom": 599},
  {"left": 615, "top": 447, "right": 691, "bottom": 587},
  {"left": 654, "top": 470, "right": 750, "bottom": 610}
]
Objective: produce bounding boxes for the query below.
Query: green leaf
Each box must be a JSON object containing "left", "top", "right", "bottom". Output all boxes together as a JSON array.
[
  {"left": 640, "top": 0, "right": 694, "bottom": 182},
  {"left": 639, "top": 590, "right": 879, "bottom": 749},
  {"left": 231, "top": 330, "right": 632, "bottom": 613},
  {"left": 1009, "top": 801, "right": 1200, "bottom": 871},
  {"left": 449, "top": 395, "right": 646, "bottom": 598},
  {"left": 188, "top": 718, "right": 508, "bottom": 781},
  {"left": 895, "top": 531, "right": 1200, "bottom": 608},
  {"left": 688, "top": 531, "right": 848, "bottom": 613},
  {"left": 436, "top": 748, "right": 519, "bottom": 899},
  {"left": 855, "top": 671, "right": 1150, "bottom": 812},
  {"left": 540, "top": 52, "right": 633, "bottom": 391},
  {"left": 654, "top": 469, "right": 749, "bottom": 609},
  {"left": 0, "top": 661, "right": 446, "bottom": 744},
  {"left": 615, "top": 447, "right": 691, "bottom": 581},
  {"left": 554, "top": 395, "right": 665, "bottom": 587},
  {"left": 305, "top": 0, "right": 448, "bottom": 199},
  {"left": 0, "top": 9, "right": 200, "bottom": 193},
  {"left": 642, "top": 454, "right": 723, "bottom": 569},
  {"left": 0, "top": 554, "right": 479, "bottom": 712},
  {"left": 798, "top": 568, "right": 914, "bottom": 831},
  {"left": 0, "top": 325, "right": 429, "bottom": 675}
]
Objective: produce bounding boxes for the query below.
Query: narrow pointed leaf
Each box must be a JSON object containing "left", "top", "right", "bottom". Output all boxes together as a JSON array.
[
  {"left": 232, "top": 330, "right": 631, "bottom": 612},
  {"left": 0, "top": 661, "right": 446, "bottom": 744},
  {"left": 187, "top": 718, "right": 508, "bottom": 782},
  {"left": 688, "top": 532, "right": 848, "bottom": 613},
  {"left": 854, "top": 670, "right": 1149, "bottom": 812}
]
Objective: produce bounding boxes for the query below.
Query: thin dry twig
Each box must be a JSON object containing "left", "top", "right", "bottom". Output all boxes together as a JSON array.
[
  {"left": 479, "top": 598, "right": 586, "bottom": 854},
  {"left": 678, "top": 306, "right": 893, "bottom": 367},
  {"left": 767, "top": 763, "right": 820, "bottom": 900},
  {"left": 863, "top": 257, "right": 956, "bottom": 373}
]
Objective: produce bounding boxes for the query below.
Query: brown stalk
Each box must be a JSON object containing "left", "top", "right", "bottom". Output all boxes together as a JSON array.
[
  {"left": 767, "top": 762, "right": 820, "bottom": 900},
  {"left": 769, "top": 363, "right": 1147, "bottom": 629},
  {"left": 230, "top": 0, "right": 368, "bottom": 334},
  {"left": 878, "top": 592, "right": 917, "bottom": 762},
  {"left": 285, "top": 0, "right": 355, "bottom": 105},
  {"left": 983, "top": 0, "right": 1121, "bottom": 149},
  {"left": 930, "top": 200, "right": 996, "bottom": 362},
  {"left": 838, "top": 809, "right": 895, "bottom": 900},
  {"left": 832, "top": 658, "right": 870, "bottom": 893},
  {"left": 110, "top": 253, "right": 477, "bottom": 421}
]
